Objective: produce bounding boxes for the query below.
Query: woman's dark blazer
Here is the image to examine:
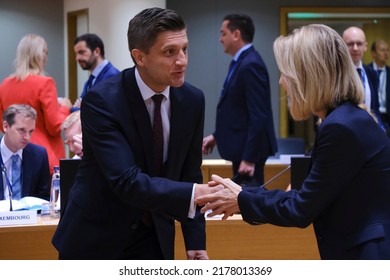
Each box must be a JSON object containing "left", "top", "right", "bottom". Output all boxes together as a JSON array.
[{"left": 239, "top": 102, "right": 390, "bottom": 259}]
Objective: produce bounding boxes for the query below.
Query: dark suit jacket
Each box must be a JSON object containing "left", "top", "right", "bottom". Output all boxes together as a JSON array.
[
  {"left": 363, "top": 64, "right": 380, "bottom": 116},
  {"left": 214, "top": 46, "right": 277, "bottom": 163},
  {"left": 52, "top": 67, "right": 206, "bottom": 259},
  {"left": 238, "top": 102, "right": 390, "bottom": 259},
  {"left": 368, "top": 63, "right": 390, "bottom": 114},
  {"left": 80, "top": 61, "right": 120, "bottom": 98},
  {"left": 0, "top": 142, "right": 50, "bottom": 200}
]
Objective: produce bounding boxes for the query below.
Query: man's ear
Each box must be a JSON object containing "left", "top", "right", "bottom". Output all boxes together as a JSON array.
[
  {"left": 93, "top": 47, "right": 101, "bottom": 57},
  {"left": 3, "top": 121, "right": 9, "bottom": 133},
  {"left": 131, "top": 49, "right": 145, "bottom": 66}
]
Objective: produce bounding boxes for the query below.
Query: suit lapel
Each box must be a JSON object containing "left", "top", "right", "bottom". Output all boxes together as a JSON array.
[
  {"left": 123, "top": 68, "right": 155, "bottom": 173},
  {"left": 386, "top": 66, "right": 390, "bottom": 114},
  {"left": 95, "top": 62, "right": 111, "bottom": 84},
  {"left": 165, "top": 88, "right": 184, "bottom": 178},
  {"left": 218, "top": 46, "right": 254, "bottom": 105},
  {"left": 21, "top": 145, "right": 33, "bottom": 197}
]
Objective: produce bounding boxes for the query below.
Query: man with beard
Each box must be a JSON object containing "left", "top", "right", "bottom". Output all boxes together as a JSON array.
[{"left": 71, "top": 33, "right": 120, "bottom": 111}]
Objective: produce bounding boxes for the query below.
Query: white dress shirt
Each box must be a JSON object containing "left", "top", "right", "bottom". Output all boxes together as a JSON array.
[
  {"left": 134, "top": 68, "right": 196, "bottom": 218},
  {"left": 1, "top": 138, "right": 23, "bottom": 200}
]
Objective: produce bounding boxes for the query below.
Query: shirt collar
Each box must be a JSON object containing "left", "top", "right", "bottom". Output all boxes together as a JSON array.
[
  {"left": 233, "top": 43, "right": 252, "bottom": 61},
  {"left": 91, "top": 59, "right": 109, "bottom": 78},
  {"left": 135, "top": 68, "right": 170, "bottom": 101},
  {"left": 356, "top": 61, "right": 364, "bottom": 70},
  {"left": 373, "top": 62, "right": 386, "bottom": 71},
  {"left": 1, "top": 137, "right": 23, "bottom": 164}
]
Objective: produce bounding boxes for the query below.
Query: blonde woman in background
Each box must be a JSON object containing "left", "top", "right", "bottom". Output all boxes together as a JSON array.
[{"left": 0, "top": 34, "right": 71, "bottom": 173}]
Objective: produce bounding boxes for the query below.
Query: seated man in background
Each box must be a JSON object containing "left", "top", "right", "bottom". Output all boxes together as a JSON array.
[
  {"left": 0, "top": 104, "right": 50, "bottom": 201},
  {"left": 61, "top": 110, "right": 83, "bottom": 159}
]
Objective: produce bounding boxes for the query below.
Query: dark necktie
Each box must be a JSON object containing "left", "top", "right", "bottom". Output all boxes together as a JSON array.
[
  {"left": 377, "top": 69, "right": 382, "bottom": 78},
  {"left": 86, "top": 74, "right": 95, "bottom": 91},
  {"left": 11, "top": 154, "right": 21, "bottom": 199},
  {"left": 81, "top": 74, "right": 95, "bottom": 98},
  {"left": 152, "top": 94, "right": 164, "bottom": 176},
  {"left": 222, "top": 60, "right": 237, "bottom": 91}
]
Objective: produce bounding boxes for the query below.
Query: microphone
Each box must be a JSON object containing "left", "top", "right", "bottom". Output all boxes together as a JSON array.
[
  {"left": 260, "top": 165, "right": 291, "bottom": 189},
  {"left": 1, "top": 164, "right": 13, "bottom": 211}
]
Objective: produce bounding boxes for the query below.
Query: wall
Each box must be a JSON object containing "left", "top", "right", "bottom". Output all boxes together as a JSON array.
[
  {"left": 0, "top": 0, "right": 65, "bottom": 95},
  {"left": 63, "top": 0, "right": 166, "bottom": 96}
]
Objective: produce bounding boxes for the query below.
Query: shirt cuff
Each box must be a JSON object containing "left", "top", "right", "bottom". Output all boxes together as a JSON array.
[{"left": 188, "top": 183, "right": 197, "bottom": 218}]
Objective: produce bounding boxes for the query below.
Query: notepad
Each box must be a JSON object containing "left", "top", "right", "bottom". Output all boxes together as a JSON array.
[{"left": 0, "top": 196, "right": 49, "bottom": 212}]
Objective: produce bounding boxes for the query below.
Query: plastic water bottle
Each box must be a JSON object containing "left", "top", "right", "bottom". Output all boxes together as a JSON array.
[{"left": 50, "top": 166, "right": 61, "bottom": 219}]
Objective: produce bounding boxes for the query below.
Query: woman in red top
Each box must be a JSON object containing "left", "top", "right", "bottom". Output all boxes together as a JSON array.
[{"left": 0, "top": 34, "right": 71, "bottom": 173}]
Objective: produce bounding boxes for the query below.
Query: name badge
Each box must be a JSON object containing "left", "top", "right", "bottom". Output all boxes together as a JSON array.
[{"left": 0, "top": 210, "right": 37, "bottom": 226}]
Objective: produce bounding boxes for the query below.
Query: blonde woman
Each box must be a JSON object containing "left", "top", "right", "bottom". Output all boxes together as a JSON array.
[
  {"left": 197, "top": 24, "right": 390, "bottom": 260},
  {"left": 0, "top": 34, "right": 71, "bottom": 173}
]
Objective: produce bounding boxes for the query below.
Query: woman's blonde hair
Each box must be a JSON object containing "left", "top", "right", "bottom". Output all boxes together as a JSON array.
[
  {"left": 273, "top": 24, "right": 364, "bottom": 121},
  {"left": 12, "top": 34, "right": 47, "bottom": 80}
]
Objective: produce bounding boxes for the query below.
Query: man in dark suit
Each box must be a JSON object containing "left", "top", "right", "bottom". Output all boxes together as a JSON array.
[
  {"left": 202, "top": 14, "right": 277, "bottom": 187},
  {"left": 369, "top": 39, "right": 390, "bottom": 136},
  {"left": 52, "top": 7, "right": 214, "bottom": 260},
  {"left": 342, "top": 27, "right": 381, "bottom": 123},
  {"left": 71, "top": 33, "right": 120, "bottom": 111},
  {"left": 0, "top": 104, "right": 50, "bottom": 201}
]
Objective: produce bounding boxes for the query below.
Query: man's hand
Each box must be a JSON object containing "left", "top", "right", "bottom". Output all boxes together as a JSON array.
[
  {"left": 202, "top": 134, "right": 216, "bottom": 155},
  {"left": 194, "top": 183, "right": 224, "bottom": 201},
  {"left": 238, "top": 160, "right": 255, "bottom": 177},
  {"left": 196, "top": 175, "right": 242, "bottom": 220},
  {"left": 186, "top": 250, "right": 209, "bottom": 260}
]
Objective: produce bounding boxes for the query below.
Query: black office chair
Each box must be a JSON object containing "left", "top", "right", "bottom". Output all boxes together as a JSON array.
[
  {"left": 274, "top": 137, "right": 305, "bottom": 157},
  {"left": 59, "top": 158, "right": 81, "bottom": 218}
]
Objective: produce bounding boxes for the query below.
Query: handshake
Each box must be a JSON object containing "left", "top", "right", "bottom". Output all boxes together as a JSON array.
[{"left": 195, "top": 174, "right": 243, "bottom": 220}]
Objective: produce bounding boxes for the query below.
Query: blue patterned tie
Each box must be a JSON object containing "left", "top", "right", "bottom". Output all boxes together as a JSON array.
[{"left": 11, "top": 154, "right": 21, "bottom": 199}]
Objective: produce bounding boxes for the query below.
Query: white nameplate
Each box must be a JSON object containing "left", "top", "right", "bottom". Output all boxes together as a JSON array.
[{"left": 0, "top": 210, "right": 37, "bottom": 226}]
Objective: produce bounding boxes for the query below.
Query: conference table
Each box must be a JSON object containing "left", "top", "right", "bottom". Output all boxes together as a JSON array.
[{"left": 0, "top": 159, "right": 320, "bottom": 260}]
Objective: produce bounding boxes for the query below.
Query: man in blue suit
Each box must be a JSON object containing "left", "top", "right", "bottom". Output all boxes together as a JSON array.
[
  {"left": 0, "top": 104, "right": 50, "bottom": 201},
  {"left": 203, "top": 14, "right": 277, "bottom": 187},
  {"left": 52, "top": 8, "right": 214, "bottom": 260},
  {"left": 342, "top": 27, "right": 381, "bottom": 123},
  {"left": 369, "top": 39, "right": 390, "bottom": 136},
  {"left": 71, "top": 33, "right": 120, "bottom": 111}
]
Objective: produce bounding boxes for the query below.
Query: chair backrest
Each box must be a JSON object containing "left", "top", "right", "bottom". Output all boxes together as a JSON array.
[
  {"left": 290, "top": 156, "right": 311, "bottom": 190},
  {"left": 59, "top": 158, "right": 81, "bottom": 217},
  {"left": 275, "top": 137, "right": 305, "bottom": 157}
]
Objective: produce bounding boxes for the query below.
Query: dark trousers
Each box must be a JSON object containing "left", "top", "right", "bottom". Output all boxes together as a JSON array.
[{"left": 119, "top": 222, "right": 164, "bottom": 260}]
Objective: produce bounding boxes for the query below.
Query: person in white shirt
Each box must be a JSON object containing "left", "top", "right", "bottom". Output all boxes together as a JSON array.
[
  {"left": 0, "top": 104, "right": 50, "bottom": 201},
  {"left": 342, "top": 26, "right": 382, "bottom": 124}
]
